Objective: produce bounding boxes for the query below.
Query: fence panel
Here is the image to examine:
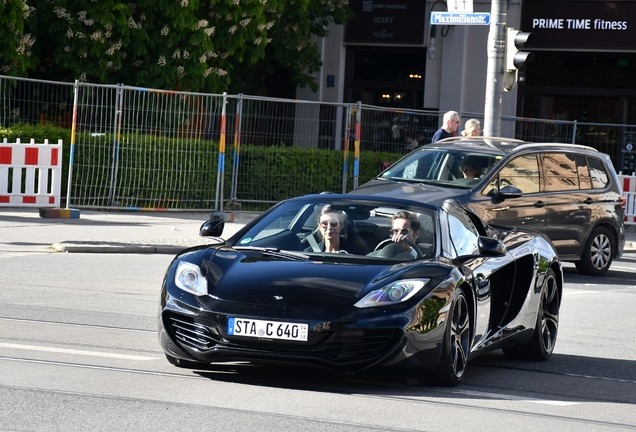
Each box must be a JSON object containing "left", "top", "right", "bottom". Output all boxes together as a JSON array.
[
  {"left": 3, "top": 74, "right": 636, "bottom": 211},
  {"left": 229, "top": 96, "right": 349, "bottom": 208},
  {"left": 574, "top": 123, "right": 636, "bottom": 172},
  {"left": 71, "top": 83, "right": 118, "bottom": 207},
  {"left": 359, "top": 105, "right": 441, "bottom": 153},
  {"left": 0, "top": 76, "right": 74, "bottom": 129}
]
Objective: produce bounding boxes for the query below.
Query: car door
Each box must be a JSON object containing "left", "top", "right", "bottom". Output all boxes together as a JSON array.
[
  {"left": 541, "top": 152, "right": 590, "bottom": 257},
  {"left": 444, "top": 201, "right": 515, "bottom": 349},
  {"left": 467, "top": 153, "right": 547, "bottom": 234}
]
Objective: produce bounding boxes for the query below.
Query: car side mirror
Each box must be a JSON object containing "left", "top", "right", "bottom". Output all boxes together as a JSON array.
[
  {"left": 478, "top": 236, "right": 507, "bottom": 256},
  {"left": 498, "top": 185, "right": 523, "bottom": 199},
  {"left": 455, "top": 237, "right": 507, "bottom": 263},
  {"left": 200, "top": 220, "right": 224, "bottom": 237}
]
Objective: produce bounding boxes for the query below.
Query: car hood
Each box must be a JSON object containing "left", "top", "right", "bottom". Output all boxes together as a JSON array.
[
  {"left": 353, "top": 179, "right": 465, "bottom": 203},
  {"left": 203, "top": 248, "right": 448, "bottom": 309}
]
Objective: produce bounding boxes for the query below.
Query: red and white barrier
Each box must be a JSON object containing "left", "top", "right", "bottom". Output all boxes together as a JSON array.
[
  {"left": 618, "top": 173, "right": 636, "bottom": 225},
  {"left": 0, "top": 138, "right": 63, "bottom": 207}
]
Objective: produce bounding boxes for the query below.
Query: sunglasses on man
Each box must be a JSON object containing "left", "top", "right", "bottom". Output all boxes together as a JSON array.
[{"left": 390, "top": 228, "right": 410, "bottom": 236}]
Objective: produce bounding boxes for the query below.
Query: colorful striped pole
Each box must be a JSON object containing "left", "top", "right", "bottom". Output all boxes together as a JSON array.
[
  {"left": 353, "top": 101, "right": 362, "bottom": 189},
  {"left": 341, "top": 105, "right": 352, "bottom": 194},
  {"left": 230, "top": 94, "right": 243, "bottom": 206},
  {"left": 211, "top": 92, "right": 233, "bottom": 221}
]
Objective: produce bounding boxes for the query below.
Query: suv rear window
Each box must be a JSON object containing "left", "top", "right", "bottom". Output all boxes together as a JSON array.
[{"left": 588, "top": 157, "right": 609, "bottom": 189}]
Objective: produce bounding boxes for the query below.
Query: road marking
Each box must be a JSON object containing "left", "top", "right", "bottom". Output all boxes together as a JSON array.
[
  {"left": 564, "top": 290, "right": 595, "bottom": 295},
  {"left": 446, "top": 389, "right": 579, "bottom": 406},
  {"left": 0, "top": 343, "right": 159, "bottom": 361},
  {"left": 0, "top": 252, "right": 51, "bottom": 257},
  {"left": 610, "top": 265, "right": 636, "bottom": 271}
]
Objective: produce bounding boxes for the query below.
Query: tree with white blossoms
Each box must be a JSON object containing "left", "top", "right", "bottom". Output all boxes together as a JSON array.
[
  {"left": 0, "top": 0, "right": 352, "bottom": 94},
  {"left": 0, "top": 0, "right": 38, "bottom": 75}
]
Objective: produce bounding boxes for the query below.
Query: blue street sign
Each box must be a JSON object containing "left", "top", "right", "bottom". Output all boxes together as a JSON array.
[{"left": 430, "top": 12, "right": 490, "bottom": 26}]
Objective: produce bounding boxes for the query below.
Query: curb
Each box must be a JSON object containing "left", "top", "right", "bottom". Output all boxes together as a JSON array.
[{"left": 51, "top": 242, "right": 194, "bottom": 254}]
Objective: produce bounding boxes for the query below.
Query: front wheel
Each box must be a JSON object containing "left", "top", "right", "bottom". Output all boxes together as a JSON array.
[
  {"left": 429, "top": 288, "right": 471, "bottom": 386},
  {"left": 503, "top": 268, "right": 560, "bottom": 361},
  {"left": 575, "top": 226, "right": 614, "bottom": 276}
]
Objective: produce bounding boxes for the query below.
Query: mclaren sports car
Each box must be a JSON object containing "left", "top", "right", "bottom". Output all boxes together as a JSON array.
[{"left": 158, "top": 194, "right": 562, "bottom": 386}]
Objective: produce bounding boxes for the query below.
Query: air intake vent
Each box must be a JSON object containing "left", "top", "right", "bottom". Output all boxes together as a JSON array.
[{"left": 169, "top": 316, "right": 216, "bottom": 351}]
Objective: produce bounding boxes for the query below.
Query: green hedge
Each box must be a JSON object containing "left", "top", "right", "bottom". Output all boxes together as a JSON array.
[{"left": 1, "top": 123, "right": 402, "bottom": 209}]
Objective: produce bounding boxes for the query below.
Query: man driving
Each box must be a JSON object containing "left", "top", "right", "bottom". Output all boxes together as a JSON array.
[{"left": 390, "top": 211, "right": 421, "bottom": 258}]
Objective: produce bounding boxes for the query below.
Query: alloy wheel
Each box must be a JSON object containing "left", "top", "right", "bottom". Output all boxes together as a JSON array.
[
  {"left": 540, "top": 273, "right": 559, "bottom": 355},
  {"left": 590, "top": 233, "right": 611, "bottom": 271},
  {"left": 450, "top": 293, "right": 470, "bottom": 378}
]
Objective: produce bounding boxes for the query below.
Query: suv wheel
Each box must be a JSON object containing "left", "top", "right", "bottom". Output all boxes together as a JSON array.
[{"left": 575, "top": 227, "right": 613, "bottom": 276}]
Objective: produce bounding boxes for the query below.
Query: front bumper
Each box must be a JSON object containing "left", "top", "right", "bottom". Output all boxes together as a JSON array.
[{"left": 158, "top": 290, "right": 446, "bottom": 373}]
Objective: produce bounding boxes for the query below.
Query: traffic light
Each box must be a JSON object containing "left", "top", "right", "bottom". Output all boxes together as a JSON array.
[
  {"left": 505, "top": 27, "right": 534, "bottom": 72},
  {"left": 503, "top": 28, "right": 533, "bottom": 91}
]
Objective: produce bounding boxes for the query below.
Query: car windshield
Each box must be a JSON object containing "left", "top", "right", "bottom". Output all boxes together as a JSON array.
[
  {"left": 235, "top": 199, "right": 437, "bottom": 261},
  {"left": 380, "top": 147, "right": 503, "bottom": 188}
]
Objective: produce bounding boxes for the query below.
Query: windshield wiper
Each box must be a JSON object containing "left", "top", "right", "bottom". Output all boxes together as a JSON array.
[{"left": 233, "top": 246, "right": 310, "bottom": 261}]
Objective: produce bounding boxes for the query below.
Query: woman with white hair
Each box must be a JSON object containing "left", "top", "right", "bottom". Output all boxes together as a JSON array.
[{"left": 461, "top": 118, "right": 482, "bottom": 137}]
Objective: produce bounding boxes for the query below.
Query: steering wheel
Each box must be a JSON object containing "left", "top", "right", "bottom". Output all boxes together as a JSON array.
[{"left": 373, "top": 238, "right": 424, "bottom": 259}]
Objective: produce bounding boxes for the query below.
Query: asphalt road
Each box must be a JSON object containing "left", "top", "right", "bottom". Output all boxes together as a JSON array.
[{"left": 1, "top": 252, "right": 635, "bottom": 431}]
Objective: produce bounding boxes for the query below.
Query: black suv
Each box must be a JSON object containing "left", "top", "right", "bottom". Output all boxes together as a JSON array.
[{"left": 354, "top": 137, "right": 626, "bottom": 275}]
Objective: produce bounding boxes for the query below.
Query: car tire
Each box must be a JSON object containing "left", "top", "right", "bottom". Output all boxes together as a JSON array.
[
  {"left": 502, "top": 268, "right": 560, "bottom": 361},
  {"left": 575, "top": 226, "right": 614, "bottom": 276},
  {"left": 165, "top": 353, "right": 207, "bottom": 369},
  {"left": 429, "top": 288, "right": 471, "bottom": 387}
]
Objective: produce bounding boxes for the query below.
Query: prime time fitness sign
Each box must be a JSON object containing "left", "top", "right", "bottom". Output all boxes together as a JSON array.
[{"left": 520, "top": 0, "right": 636, "bottom": 51}]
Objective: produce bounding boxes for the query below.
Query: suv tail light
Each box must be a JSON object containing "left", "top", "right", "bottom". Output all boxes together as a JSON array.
[{"left": 621, "top": 196, "right": 627, "bottom": 210}]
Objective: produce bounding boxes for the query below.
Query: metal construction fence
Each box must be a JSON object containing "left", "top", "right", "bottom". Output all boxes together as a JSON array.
[{"left": 1, "top": 74, "right": 635, "bottom": 211}]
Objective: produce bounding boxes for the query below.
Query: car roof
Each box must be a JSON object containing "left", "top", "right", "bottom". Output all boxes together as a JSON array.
[{"left": 430, "top": 136, "right": 600, "bottom": 156}]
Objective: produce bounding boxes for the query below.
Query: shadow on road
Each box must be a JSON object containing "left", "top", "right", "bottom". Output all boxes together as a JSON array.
[{"left": 185, "top": 350, "right": 636, "bottom": 407}]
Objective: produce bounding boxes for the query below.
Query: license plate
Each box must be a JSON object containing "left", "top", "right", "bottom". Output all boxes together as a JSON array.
[{"left": 227, "top": 317, "right": 308, "bottom": 341}]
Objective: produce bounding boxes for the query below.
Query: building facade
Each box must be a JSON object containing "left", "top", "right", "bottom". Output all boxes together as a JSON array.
[{"left": 297, "top": 0, "right": 636, "bottom": 126}]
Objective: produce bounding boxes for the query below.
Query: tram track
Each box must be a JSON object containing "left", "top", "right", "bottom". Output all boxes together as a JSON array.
[{"left": 1, "top": 354, "right": 635, "bottom": 431}]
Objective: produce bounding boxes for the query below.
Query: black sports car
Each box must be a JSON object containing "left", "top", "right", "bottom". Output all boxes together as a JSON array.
[{"left": 158, "top": 194, "right": 562, "bottom": 386}]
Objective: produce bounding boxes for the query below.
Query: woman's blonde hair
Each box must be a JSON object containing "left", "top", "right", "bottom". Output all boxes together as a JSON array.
[{"left": 461, "top": 118, "right": 481, "bottom": 136}]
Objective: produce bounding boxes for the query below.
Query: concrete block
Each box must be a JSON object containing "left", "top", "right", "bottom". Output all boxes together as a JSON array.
[{"left": 39, "top": 208, "right": 81, "bottom": 219}]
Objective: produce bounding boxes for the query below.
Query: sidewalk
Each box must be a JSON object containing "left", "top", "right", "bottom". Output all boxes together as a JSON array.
[
  {"left": 0, "top": 209, "right": 257, "bottom": 254},
  {"left": 0, "top": 208, "right": 635, "bottom": 254}
]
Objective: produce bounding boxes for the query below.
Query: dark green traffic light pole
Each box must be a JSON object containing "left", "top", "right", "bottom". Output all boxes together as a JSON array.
[{"left": 483, "top": 0, "right": 506, "bottom": 137}]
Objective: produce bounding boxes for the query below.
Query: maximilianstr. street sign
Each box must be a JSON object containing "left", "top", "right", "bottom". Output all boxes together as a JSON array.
[{"left": 430, "top": 12, "right": 491, "bottom": 25}]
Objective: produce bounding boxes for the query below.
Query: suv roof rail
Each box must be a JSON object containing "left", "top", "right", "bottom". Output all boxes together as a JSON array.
[
  {"left": 435, "top": 136, "right": 526, "bottom": 144},
  {"left": 433, "top": 136, "right": 525, "bottom": 151},
  {"left": 513, "top": 142, "right": 599, "bottom": 153}
]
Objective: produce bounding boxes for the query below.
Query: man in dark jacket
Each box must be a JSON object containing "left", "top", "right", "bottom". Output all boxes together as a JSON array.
[{"left": 431, "top": 110, "right": 460, "bottom": 142}]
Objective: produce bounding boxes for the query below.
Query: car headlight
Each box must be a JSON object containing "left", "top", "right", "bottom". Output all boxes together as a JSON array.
[
  {"left": 174, "top": 262, "right": 207, "bottom": 296},
  {"left": 354, "top": 279, "right": 430, "bottom": 308}
]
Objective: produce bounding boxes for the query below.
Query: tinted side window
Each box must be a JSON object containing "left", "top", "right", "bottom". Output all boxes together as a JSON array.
[
  {"left": 588, "top": 157, "right": 609, "bottom": 189},
  {"left": 542, "top": 153, "right": 579, "bottom": 191},
  {"left": 448, "top": 213, "right": 480, "bottom": 256},
  {"left": 495, "top": 154, "right": 541, "bottom": 194},
  {"left": 577, "top": 155, "right": 592, "bottom": 190}
]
